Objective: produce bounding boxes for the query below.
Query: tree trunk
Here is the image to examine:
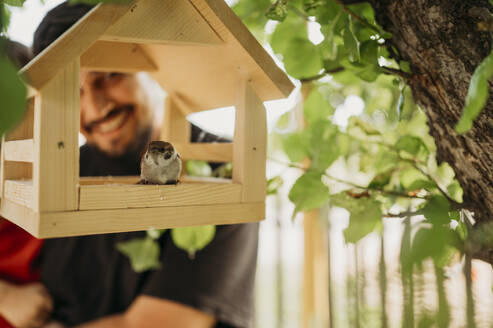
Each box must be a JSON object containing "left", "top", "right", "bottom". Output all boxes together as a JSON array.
[{"left": 370, "top": 0, "right": 493, "bottom": 264}]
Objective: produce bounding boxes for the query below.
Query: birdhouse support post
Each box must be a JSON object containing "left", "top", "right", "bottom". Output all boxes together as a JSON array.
[
  {"left": 161, "top": 96, "right": 191, "bottom": 143},
  {"left": 161, "top": 96, "right": 191, "bottom": 175},
  {"left": 33, "top": 59, "right": 80, "bottom": 212},
  {"left": 233, "top": 78, "right": 266, "bottom": 203}
]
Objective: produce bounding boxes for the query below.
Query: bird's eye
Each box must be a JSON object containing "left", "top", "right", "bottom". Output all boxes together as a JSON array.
[
  {"left": 146, "top": 154, "right": 149, "bottom": 159},
  {"left": 160, "top": 148, "right": 165, "bottom": 152}
]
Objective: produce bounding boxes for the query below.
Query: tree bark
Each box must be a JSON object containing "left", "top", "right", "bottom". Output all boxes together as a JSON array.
[{"left": 369, "top": 0, "right": 493, "bottom": 264}]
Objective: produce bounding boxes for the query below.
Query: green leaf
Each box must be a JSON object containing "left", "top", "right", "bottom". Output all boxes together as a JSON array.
[
  {"left": 313, "top": 0, "right": 340, "bottom": 24},
  {"left": 186, "top": 160, "right": 212, "bottom": 177},
  {"left": 331, "top": 193, "right": 382, "bottom": 243},
  {"left": 289, "top": 171, "right": 330, "bottom": 212},
  {"left": 171, "top": 225, "right": 216, "bottom": 259},
  {"left": 411, "top": 226, "right": 458, "bottom": 266},
  {"left": 435, "top": 162, "right": 456, "bottom": 187},
  {"left": 349, "top": 117, "right": 381, "bottom": 135},
  {"left": 368, "top": 170, "right": 393, "bottom": 189},
  {"left": 372, "top": 148, "right": 399, "bottom": 173},
  {"left": 283, "top": 38, "right": 324, "bottom": 79},
  {"left": 407, "top": 179, "right": 437, "bottom": 191},
  {"left": 270, "top": 15, "right": 307, "bottom": 55},
  {"left": 320, "top": 12, "right": 346, "bottom": 60},
  {"left": 399, "top": 167, "right": 435, "bottom": 190},
  {"left": 1, "top": 4, "right": 10, "bottom": 33},
  {"left": 276, "top": 110, "right": 290, "bottom": 129},
  {"left": 355, "top": 64, "right": 380, "bottom": 82},
  {"left": 307, "top": 120, "right": 340, "bottom": 170},
  {"left": 399, "top": 61, "right": 411, "bottom": 73},
  {"left": 456, "top": 48, "right": 493, "bottom": 133},
  {"left": 360, "top": 40, "right": 378, "bottom": 65},
  {"left": 343, "top": 17, "right": 360, "bottom": 63},
  {"left": 147, "top": 228, "right": 165, "bottom": 240},
  {"left": 117, "top": 237, "right": 162, "bottom": 272},
  {"left": 232, "top": 0, "right": 271, "bottom": 33},
  {"left": 381, "top": 31, "right": 392, "bottom": 39},
  {"left": 455, "top": 219, "right": 468, "bottom": 241},
  {"left": 212, "top": 162, "right": 232, "bottom": 179},
  {"left": 265, "top": 0, "right": 288, "bottom": 21},
  {"left": 267, "top": 175, "right": 284, "bottom": 195},
  {"left": 3, "top": 0, "right": 25, "bottom": 7},
  {"left": 395, "top": 135, "right": 429, "bottom": 161},
  {"left": 447, "top": 180, "right": 463, "bottom": 203},
  {"left": 281, "top": 132, "right": 308, "bottom": 162},
  {"left": 304, "top": 88, "right": 333, "bottom": 125},
  {"left": 0, "top": 56, "right": 27, "bottom": 137},
  {"left": 421, "top": 195, "right": 451, "bottom": 225},
  {"left": 302, "top": 0, "right": 319, "bottom": 15}
]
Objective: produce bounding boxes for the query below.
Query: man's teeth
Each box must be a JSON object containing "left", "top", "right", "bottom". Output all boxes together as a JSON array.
[{"left": 97, "top": 111, "right": 127, "bottom": 133}]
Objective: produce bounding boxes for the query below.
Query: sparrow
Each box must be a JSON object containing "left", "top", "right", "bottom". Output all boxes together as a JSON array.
[{"left": 138, "top": 141, "right": 182, "bottom": 185}]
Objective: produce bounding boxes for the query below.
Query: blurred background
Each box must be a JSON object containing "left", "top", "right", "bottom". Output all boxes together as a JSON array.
[{"left": 6, "top": 0, "right": 493, "bottom": 327}]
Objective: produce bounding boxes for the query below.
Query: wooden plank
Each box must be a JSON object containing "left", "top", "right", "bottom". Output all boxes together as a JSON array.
[
  {"left": 38, "top": 202, "right": 265, "bottom": 238},
  {"left": 170, "top": 93, "right": 196, "bottom": 116},
  {"left": 101, "top": 0, "right": 222, "bottom": 46},
  {"left": 20, "top": 3, "right": 132, "bottom": 89},
  {"left": 79, "top": 182, "right": 241, "bottom": 210},
  {"left": 188, "top": 0, "right": 293, "bottom": 98},
  {"left": 33, "top": 59, "right": 79, "bottom": 212},
  {"left": 81, "top": 41, "right": 157, "bottom": 72},
  {"left": 4, "top": 180, "right": 33, "bottom": 209},
  {"left": 3, "top": 139, "right": 33, "bottom": 162},
  {"left": 298, "top": 83, "right": 329, "bottom": 328},
  {"left": 174, "top": 142, "right": 232, "bottom": 162},
  {"left": 1, "top": 162, "right": 32, "bottom": 182},
  {"left": 161, "top": 96, "right": 191, "bottom": 142},
  {"left": 78, "top": 175, "right": 232, "bottom": 185},
  {"left": 5, "top": 97, "right": 34, "bottom": 141},
  {"left": 233, "top": 79, "right": 266, "bottom": 202},
  {"left": 79, "top": 176, "right": 141, "bottom": 185},
  {"left": 303, "top": 210, "right": 329, "bottom": 328},
  {"left": 0, "top": 198, "right": 39, "bottom": 238}
]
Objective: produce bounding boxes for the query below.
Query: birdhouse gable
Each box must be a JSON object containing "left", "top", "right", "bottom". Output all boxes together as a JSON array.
[{"left": 21, "top": 0, "right": 292, "bottom": 110}]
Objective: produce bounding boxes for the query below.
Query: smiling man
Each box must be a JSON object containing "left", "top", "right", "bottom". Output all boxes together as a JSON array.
[
  {"left": 27, "top": 3, "right": 260, "bottom": 328},
  {"left": 79, "top": 72, "right": 152, "bottom": 156}
]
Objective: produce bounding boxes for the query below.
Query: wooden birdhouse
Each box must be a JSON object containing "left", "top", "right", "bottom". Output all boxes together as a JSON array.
[{"left": 0, "top": 0, "right": 294, "bottom": 238}]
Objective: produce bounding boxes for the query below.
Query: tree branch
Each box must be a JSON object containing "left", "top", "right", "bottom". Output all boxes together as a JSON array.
[
  {"left": 268, "top": 157, "right": 429, "bottom": 200},
  {"left": 299, "top": 67, "right": 345, "bottom": 82},
  {"left": 383, "top": 209, "right": 422, "bottom": 218},
  {"left": 399, "top": 158, "right": 462, "bottom": 209},
  {"left": 381, "top": 66, "right": 412, "bottom": 79}
]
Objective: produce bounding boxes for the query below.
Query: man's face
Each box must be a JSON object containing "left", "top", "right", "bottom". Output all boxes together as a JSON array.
[{"left": 79, "top": 71, "right": 151, "bottom": 156}]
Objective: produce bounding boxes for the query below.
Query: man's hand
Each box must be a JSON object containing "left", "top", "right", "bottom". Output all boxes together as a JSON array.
[{"left": 0, "top": 281, "right": 53, "bottom": 328}]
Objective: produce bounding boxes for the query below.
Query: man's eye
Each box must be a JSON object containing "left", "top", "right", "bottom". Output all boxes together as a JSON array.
[
  {"left": 107, "top": 73, "right": 123, "bottom": 79},
  {"left": 93, "top": 77, "right": 105, "bottom": 89}
]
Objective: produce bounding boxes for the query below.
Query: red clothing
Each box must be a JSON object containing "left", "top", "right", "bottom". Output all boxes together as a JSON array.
[{"left": 0, "top": 219, "right": 43, "bottom": 327}]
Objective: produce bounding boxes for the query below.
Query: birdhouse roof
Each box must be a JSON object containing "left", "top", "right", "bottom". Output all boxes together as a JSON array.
[{"left": 21, "top": 0, "right": 294, "bottom": 111}]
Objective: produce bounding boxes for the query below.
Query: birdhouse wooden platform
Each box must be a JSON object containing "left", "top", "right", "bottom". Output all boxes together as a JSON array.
[{"left": 0, "top": 0, "right": 294, "bottom": 238}]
